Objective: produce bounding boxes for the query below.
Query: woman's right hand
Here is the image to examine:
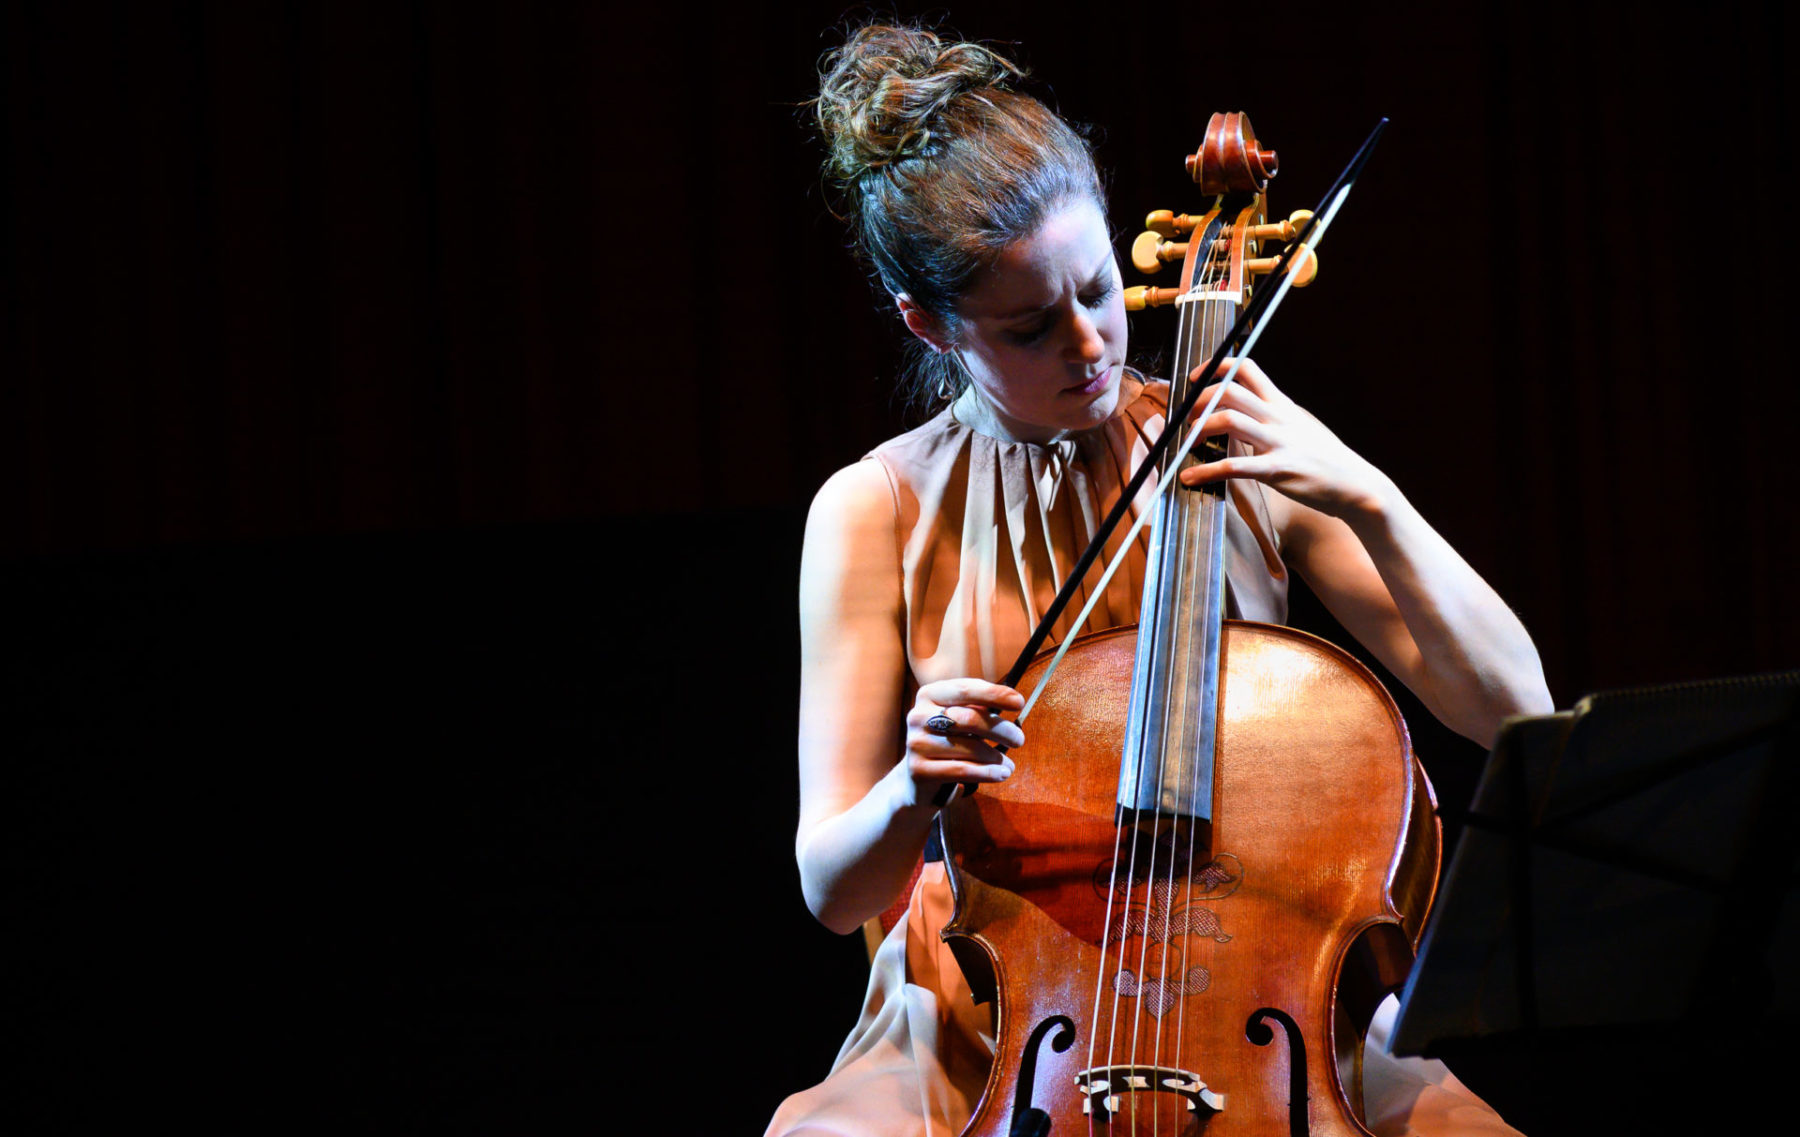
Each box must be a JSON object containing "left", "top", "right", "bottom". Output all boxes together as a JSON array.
[{"left": 900, "top": 679, "right": 1025, "bottom": 805}]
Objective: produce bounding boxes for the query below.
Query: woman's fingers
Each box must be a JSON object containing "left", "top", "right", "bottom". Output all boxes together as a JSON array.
[
  {"left": 910, "top": 680, "right": 1025, "bottom": 744},
  {"left": 1179, "top": 450, "right": 1273, "bottom": 487},
  {"left": 905, "top": 708, "right": 1024, "bottom": 751},
  {"left": 1192, "top": 408, "right": 1278, "bottom": 450},
  {"left": 1187, "top": 355, "right": 1278, "bottom": 396},
  {"left": 903, "top": 678, "right": 1025, "bottom": 793},
  {"left": 1171, "top": 358, "right": 1382, "bottom": 516},
  {"left": 908, "top": 752, "right": 1017, "bottom": 785},
  {"left": 908, "top": 702, "right": 1026, "bottom": 748},
  {"left": 1188, "top": 382, "right": 1272, "bottom": 425},
  {"left": 905, "top": 731, "right": 1017, "bottom": 789},
  {"left": 1222, "top": 356, "right": 1279, "bottom": 396},
  {"left": 908, "top": 719, "right": 1023, "bottom": 756},
  {"left": 1185, "top": 358, "right": 1287, "bottom": 420},
  {"left": 916, "top": 678, "right": 1024, "bottom": 713}
]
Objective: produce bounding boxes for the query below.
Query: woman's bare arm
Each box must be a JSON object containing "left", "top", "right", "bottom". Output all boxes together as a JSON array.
[
  {"left": 796, "top": 461, "right": 1020, "bottom": 934},
  {"left": 1181, "top": 360, "right": 1553, "bottom": 745},
  {"left": 1280, "top": 494, "right": 1553, "bottom": 746}
]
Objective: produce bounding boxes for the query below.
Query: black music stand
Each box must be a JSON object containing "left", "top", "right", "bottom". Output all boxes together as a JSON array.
[{"left": 1388, "top": 672, "right": 1800, "bottom": 1130}]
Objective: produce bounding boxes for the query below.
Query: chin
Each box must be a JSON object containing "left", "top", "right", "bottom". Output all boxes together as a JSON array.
[{"left": 1078, "top": 383, "right": 1123, "bottom": 425}]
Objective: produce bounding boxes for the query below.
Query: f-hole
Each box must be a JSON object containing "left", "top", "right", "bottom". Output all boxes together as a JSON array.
[
  {"left": 1010, "top": 1015, "right": 1074, "bottom": 1137},
  {"left": 1246, "top": 1007, "right": 1310, "bottom": 1137}
]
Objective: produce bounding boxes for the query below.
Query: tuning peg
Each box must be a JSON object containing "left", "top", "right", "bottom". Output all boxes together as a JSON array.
[
  {"left": 1123, "top": 285, "right": 1183, "bottom": 311},
  {"left": 1144, "top": 210, "right": 1201, "bottom": 238},
  {"left": 1246, "top": 244, "right": 1319, "bottom": 287},
  {"left": 1245, "top": 210, "right": 1316, "bottom": 244},
  {"left": 1131, "top": 230, "right": 1187, "bottom": 275}
]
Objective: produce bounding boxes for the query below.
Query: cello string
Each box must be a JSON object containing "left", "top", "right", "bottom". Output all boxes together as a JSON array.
[
  {"left": 1159, "top": 241, "right": 1232, "bottom": 1114},
  {"left": 1089, "top": 260, "right": 1201, "bottom": 1105},
  {"left": 1128, "top": 288, "right": 1193, "bottom": 1121},
  {"left": 1162, "top": 255, "right": 1234, "bottom": 1094},
  {"left": 1134, "top": 263, "right": 1208, "bottom": 1081},
  {"left": 1133, "top": 250, "right": 1213, "bottom": 1134},
  {"left": 1172, "top": 280, "right": 1232, "bottom": 1080},
  {"left": 1088, "top": 777, "right": 1125, "bottom": 1117},
  {"left": 1163, "top": 288, "right": 1207, "bottom": 1086},
  {"left": 1150, "top": 253, "right": 1222, "bottom": 1099},
  {"left": 1133, "top": 232, "right": 1215, "bottom": 1107}
]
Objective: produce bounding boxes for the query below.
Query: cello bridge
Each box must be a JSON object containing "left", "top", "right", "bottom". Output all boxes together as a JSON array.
[{"left": 1075, "top": 1064, "right": 1225, "bottom": 1121}]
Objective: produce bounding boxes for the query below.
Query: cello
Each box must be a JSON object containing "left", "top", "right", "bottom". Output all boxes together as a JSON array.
[{"left": 935, "top": 114, "right": 1441, "bottom": 1137}]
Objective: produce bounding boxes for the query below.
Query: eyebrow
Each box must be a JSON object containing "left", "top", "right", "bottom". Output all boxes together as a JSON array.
[{"left": 988, "top": 254, "right": 1114, "bottom": 321}]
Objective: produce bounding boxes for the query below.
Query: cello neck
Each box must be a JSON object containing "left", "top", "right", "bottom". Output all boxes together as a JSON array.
[{"left": 1117, "top": 197, "right": 1262, "bottom": 823}]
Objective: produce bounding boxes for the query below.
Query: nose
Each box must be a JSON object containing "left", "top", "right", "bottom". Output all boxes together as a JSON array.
[{"left": 1065, "top": 310, "right": 1105, "bottom": 364}]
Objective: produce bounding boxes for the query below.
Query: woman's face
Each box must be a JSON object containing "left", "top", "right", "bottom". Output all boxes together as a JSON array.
[{"left": 946, "top": 197, "right": 1128, "bottom": 443}]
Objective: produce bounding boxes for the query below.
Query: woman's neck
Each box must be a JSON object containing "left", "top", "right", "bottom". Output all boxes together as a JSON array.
[{"left": 951, "top": 386, "right": 1069, "bottom": 445}]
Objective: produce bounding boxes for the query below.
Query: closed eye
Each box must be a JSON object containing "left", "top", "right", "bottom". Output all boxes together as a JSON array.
[
  {"left": 1003, "top": 276, "right": 1114, "bottom": 345},
  {"left": 1006, "top": 320, "right": 1053, "bottom": 346}
]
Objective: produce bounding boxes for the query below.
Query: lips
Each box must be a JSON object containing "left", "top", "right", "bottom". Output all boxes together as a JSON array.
[{"left": 1065, "top": 364, "right": 1115, "bottom": 396}]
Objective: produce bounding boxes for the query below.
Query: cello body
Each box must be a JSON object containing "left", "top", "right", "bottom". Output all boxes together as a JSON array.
[{"left": 939, "top": 621, "right": 1440, "bottom": 1136}]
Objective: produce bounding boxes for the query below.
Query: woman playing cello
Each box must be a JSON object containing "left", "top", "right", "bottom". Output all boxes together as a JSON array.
[{"left": 770, "top": 22, "right": 1552, "bottom": 1137}]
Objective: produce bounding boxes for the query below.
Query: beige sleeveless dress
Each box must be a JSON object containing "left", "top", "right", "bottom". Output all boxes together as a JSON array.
[{"left": 767, "top": 378, "right": 1520, "bottom": 1137}]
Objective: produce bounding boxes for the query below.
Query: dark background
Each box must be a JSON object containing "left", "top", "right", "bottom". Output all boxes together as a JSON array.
[{"left": 5, "top": 1, "right": 1793, "bottom": 1132}]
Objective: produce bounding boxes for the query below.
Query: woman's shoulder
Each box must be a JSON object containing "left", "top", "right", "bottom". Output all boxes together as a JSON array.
[
  {"left": 1118, "top": 370, "right": 1169, "bottom": 417},
  {"left": 809, "top": 458, "right": 897, "bottom": 535},
  {"left": 801, "top": 459, "right": 904, "bottom": 617}
]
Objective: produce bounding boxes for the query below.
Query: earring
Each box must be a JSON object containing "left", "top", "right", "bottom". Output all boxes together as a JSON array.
[{"left": 938, "top": 350, "right": 971, "bottom": 402}]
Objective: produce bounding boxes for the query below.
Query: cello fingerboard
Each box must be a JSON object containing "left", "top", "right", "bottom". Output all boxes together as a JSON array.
[{"left": 1117, "top": 209, "right": 1241, "bottom": 823}]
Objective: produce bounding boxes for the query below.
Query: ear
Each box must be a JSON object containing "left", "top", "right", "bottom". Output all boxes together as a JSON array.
[{"left": 895, "top": 294, "right": 953, "bottom": 354}]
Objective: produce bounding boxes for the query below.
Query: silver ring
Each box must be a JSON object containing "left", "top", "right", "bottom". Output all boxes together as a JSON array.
[{"left": 925, "top": 713, "right": 956, "bottom": 735}]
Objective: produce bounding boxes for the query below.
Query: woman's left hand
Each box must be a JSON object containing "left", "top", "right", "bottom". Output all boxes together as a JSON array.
[
  {"left": 1175, "top": 357, "right": 1394, "bottom": 520},
  {"left": 1175, "top": 358, "right": 1553, "bottom": 746}
]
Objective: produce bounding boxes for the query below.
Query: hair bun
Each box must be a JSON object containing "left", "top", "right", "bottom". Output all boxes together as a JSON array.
[{"left": 815, "top": 24, "right": 1023, "bottom": 185}]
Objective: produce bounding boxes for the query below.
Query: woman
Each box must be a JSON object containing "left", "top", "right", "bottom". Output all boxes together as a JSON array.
[{"left": 772, "top": 22, "right": 1553, "bottom": 1137}]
